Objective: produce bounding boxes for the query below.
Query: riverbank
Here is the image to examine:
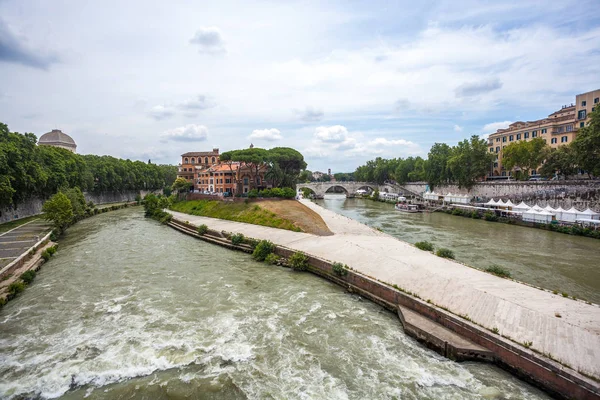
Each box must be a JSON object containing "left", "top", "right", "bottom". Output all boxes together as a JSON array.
[
  {"left": 170, "top": 199, "right": 332, "bottom": 235},
  {"left": 167, "top": 203, "right": 600, "bottom": 399}
]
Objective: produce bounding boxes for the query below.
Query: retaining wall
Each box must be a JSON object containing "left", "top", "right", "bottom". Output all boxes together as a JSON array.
[
  {"left": 166, "top": 217, "right": 600, "bottom": 400},
  {"left": 404, "top": 181, "right": 600, "bottom": 211},
  {"left": 0, "top": 189, "right": 160, "bottom": 224}
]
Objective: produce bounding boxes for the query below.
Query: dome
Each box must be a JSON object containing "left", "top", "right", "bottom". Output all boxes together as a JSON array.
[{"left": 38, "top": 129, "right": 77, "bottom": 152}]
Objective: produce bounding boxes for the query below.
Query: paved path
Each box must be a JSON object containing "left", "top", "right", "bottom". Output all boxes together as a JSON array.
[
  {"left": 169, "top": 201, "right": 600, "bottom": 379},
  {"left": 0, "top": 220, "right": 52, "bottom": 270}
]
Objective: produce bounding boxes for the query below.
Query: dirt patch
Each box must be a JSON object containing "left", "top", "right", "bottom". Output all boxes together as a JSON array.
[{"left": 258, "top": 200, "right": 333, "bottom": 236}]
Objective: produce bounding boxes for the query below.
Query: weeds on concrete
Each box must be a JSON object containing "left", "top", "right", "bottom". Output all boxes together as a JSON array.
[
  {"left": 197, "top": 224, "right": 208, "bottom": 235},
  {"left": 264, "top": 253, "right": 280, "bottom": 265},
  {"left": 414, "top": 241, "right": 434, "bottom": 251},
  {"left": 436, "top": 248, "right": 455, "bottom": 259},
  {"left": 524, "top": 341, "right": 533, "bottom": 348},
  {"left": 20, "top": 270, "right": 36, "bottom": 285},
  {"left": 252, "top": 240, "right": 275, "bottom": 262},
  {"left": 485, "top": 265, "right": 511, "bottom": 279},
  {"left": 332, "top": 262, "right": 348, "bottom": 276},
  {"left": 561, "top": 292, "right": 569, "bottom": 298},
  {"left": 289, "top": 252, "right": 309, "bottom": 271},
  {"left": 231, "top": 233, "right": 245, "bottom": 245},
  {"left": 491, "top": 327, "right": 499, "bottom": 334}
]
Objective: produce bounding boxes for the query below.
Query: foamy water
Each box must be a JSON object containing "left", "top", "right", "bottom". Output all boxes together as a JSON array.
[{"left": 0, "top": 208, "right": 550, "bottom": 399}]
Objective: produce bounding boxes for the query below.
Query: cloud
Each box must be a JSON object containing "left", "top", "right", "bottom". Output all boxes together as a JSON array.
[
  {"left": 0, "top": 18, "right": 58, "bottom": 69},
  {"left": 190, "top": 27, "right": 226, "bottom": 54},
  {"left": 148, "top": 105, "right": 175, "bottom": 120},
  {"left": 178, "top": 95, "right": 215, "bottom": 111},
  {"left": 335, "top": 137, "right": 358, "bottom": 150},
  {"left": 369, "top": 138, "right": 417, "bottom": 147},
  {"left": 249, "top": 128, "right": 282, "bottom": 141},
  {"left": 483, "top": 120, "right": 512, "bottom": 133},
  {"left": 302, "top": 146, "right": 330, "bottom": 159},
  {"left": 297, "top": 106, "right": 324, "bottom": 122},
  {"left": 453, "top": 124, "right": 463, "bottom": 132},
  {"left": 161, "top": 124, "right": 209, "bottom": 142},
  {"left": 455, "top": 78, "right": 503, "bottom": 98},
  {"left": 314, "top": 125, "right": 348, "bottom": 142}
]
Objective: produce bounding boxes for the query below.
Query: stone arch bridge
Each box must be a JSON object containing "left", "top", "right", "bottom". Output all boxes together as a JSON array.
[{"left": 297, "top": 182, "right": 422, "bottom": 199}]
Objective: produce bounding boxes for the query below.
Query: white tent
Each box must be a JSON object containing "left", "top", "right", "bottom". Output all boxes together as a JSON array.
[
  {"left": 554, "top": 206, "right": 565, "bottom": 221},
  {"left": 544, "top": 205, "right": 556, "bottom": 213},
  {"left": 496, "top": 199, "right": 507, "bottom": 208},
  {"left": 579, "top": 208, "right": 600, "bottom": 221},
  {"left": 522, "top": 209, "right": 539, "bottom": 222},
  {"left": 504, "top": 200, "right": 515, "bottom": 208},
  {"left": 454, "top": 194, "right": 471, "bottom": 204},
  {"left": 485, "top": 198, "right": 497, "bottom": 206},
  {"left": 514, "top": 201, "right": 530, "bottom": 210},
  {"left": 531, "top": 204, "right": 544, "bottom": 212},
  {"left": 535, "top": 210, "right": 555, "bottom": 223},
  {"left": 560, "top": 207, "right": 581, "bottom": 222}
]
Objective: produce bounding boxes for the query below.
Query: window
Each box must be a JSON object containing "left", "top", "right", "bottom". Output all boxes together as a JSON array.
[
  {"left": 561, "top": 136, "right": 568, "bottom": 143},
  {"left": 595, "top": 97, "right": 599, "bottom": 104},
  {"left": 191, "top": 158, "right": 195, "bottom": 164},
  {"left": 541, "top": 129, "right": 547, "bottom": 134},
  {"left": 580, "top": 122, "right": 585, "bottom": 128},
  {"left": 509, "top": 135, "right": 513, "bottom": 141},
  {"left": 502, "top": 136, "right": 507, "bottom": 142},
  {"left": 516, "top": 133, "right": 521, "bottom": 140},
  {"left": 243, "top": 177, "right": 249, "bottom": 185},
  {"left": 556, "top": 126, "right": 564, "bottom": 133},
  {"left": 496, "top": 138, "right": 500, "bottom": 142},
  {"left": 578, "top": 110, "right": 587, "bottom": 120},
  {"left": 212, "top": 157, "right": 216, "bottom": 163},
  {"left": 582, "top": 100, "right": 587, "bottom": 107},
  {"left": 566, "top": 125, "right": 573, "bottom": 132},
  {"left": 256, "top": 177, "right": 261, "bottom": 185},
  {"left": 489, "top": 147, "right": 494, "bottom": 152},
  {"left": 493, "top": 162, "right": 498, "bottom": 168},
  {"left": 551, "top": 138, "right": 557, "bottom": 144},
  {"left": 531, "top": 170, "right": 536, "bottom": 176},
  {"left": 532, "top": 131, "right": 537, "bottom": 138},
  {"left": 184, "top": 157, "right": 188, "bottom": 163},
  {"left": 495, "top": 146, "right": 500, "bottom": 153},
  {"left": 524, "top": 132, "right": 529, "bottom": 139}
]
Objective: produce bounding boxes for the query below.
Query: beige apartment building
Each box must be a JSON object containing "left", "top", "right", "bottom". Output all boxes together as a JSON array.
[
  {"left": 177, "top": 148, "right": 220, "bottom": 185},
  {"left": 488, "top": 89, "right": 600, "bottom": 177}
]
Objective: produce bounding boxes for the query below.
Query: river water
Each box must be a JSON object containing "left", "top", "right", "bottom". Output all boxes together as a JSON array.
[
  {"left": 316, "top": 195, "right": 600, "bottom": 304},
  {"left": 0, "top": 208, "right": 550, "bottom": 399}
]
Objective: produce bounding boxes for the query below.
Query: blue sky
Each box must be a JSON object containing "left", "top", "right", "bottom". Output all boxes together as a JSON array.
[{"left": 1, "top": 0, "right": 599, "bottom": 172}]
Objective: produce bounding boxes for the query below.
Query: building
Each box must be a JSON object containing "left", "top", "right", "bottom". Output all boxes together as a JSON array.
[
  {"left": 38, "top": 129, "right": 77, "bottom": 153},
  {"left": 177, "top": 149, "right": 220, "bottom": 185},
  {"left": 487, "top": 89, "right": 600, "bottom": 177},
  {"left": 178, "top": 147, "right": 272, "bottom": 194}
]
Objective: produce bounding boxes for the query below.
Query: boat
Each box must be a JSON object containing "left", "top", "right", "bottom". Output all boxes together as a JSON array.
[{"left": 395, "top": 197, "right": 421, "bottom": 213}]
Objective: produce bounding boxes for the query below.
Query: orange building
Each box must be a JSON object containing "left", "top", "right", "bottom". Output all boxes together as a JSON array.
[
  {"left": 177, "top": 148, "right": 220, "bottom": 185},
  {"left": 487, "top": 89, "right": 600, "bottom": 177}
]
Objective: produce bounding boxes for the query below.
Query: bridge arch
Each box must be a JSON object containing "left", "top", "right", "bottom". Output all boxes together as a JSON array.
[
  {"left": 298, "top": 186, "right": 317, "bottom": 198},
  {"left": 357, "top": 185, "right": 376, "bottom": 193},
  {"left": 324, "top": 185, "right": 349, "bottom": 195}
]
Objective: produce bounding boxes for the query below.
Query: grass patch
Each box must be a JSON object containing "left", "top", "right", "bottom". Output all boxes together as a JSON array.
[
  {"left": 332, "top": 262, "right": 348, "bottom": 276},
  {"left": 231, "top": 233, "right": 245, "bottom": 245},
  {"left": 436, "top": 248, "right": 455, "bottom": 259},
  {"left": 252, "top": 240, "right": 275, "bottom": 262},
  {"left": 414, "top": 241, "right": 434, "bottom": 251},
  {"left": 20, "top": 270, "right": 36, "bottom": 284},
  {"left": 289, "top": 252, "right": 309, "bottom": 271},
  {"left": 197, "top": 224, "right": 208, "bottom": 235},
  {"left": 264, "top": 253, "right": 280, "bottom": 265},
  {"left": 485, "top": 265, "right": 511, "bottom": 278},
  {"left": 170, "top": 200, "right": 302, "bottom": 232}
]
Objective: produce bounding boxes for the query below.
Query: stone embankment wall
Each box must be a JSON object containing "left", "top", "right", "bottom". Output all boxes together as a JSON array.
[
  {"left": 404, "top": 181, "right": 600, "bottom": 211},
  {"left": 0, "top": 189, "right": 160, "bottom": 224}
]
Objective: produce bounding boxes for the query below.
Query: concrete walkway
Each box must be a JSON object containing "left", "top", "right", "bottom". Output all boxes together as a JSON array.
[
  {"left": 0, "top": 219, "right": 52, "bottom": 271},
  {"left": 169, "top": 201, "right": 600, "bottom": 379}
]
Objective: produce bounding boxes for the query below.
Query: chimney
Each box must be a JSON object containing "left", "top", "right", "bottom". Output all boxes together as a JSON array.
[{"left": 213, "top": 148, "right": 219, "bottom": 154}]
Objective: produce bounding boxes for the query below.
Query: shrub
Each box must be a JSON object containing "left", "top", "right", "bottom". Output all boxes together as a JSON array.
[
  {"left": 41, "top": 249, "right": 51, "bottom": 261},
  {"left": 252, "top": 240, "right": 275, "bottom": 261},
  {"left": 332, "top": 262, "right": 348, "bottom": 276},
  {"left": 414, "top": 241, "right": 434, "bottom": 251},
  {"left": 451, "top": 208, "right": 462, "bottom": 216},
  {"left": 484, "top": 212, "right": 498, "bottom": 222},
  {"left": 0, "top": 297, "right": 6, "bottom": 307},
  {"left": 197, "top": 224, "right": 208, "bottom": 235},
  {"left": 289, "top": 252, "right": 309, "bottom": 271},
  {"left": 231, "top": 233, "right": 245, "bottom": 245},
  {"left": 436, "top": 248, "right": 455, "bottom": 259},
  {"left": 470, "top": 211, "right": 479, "bottom": 219},
  {"left": 248, "top": 189, "right": 259, "bottom": 199},
  {"left": 485, "top": 265, "right": 511, "bottom": 278},
  {"left": 282, "top": 187, "right": 296, "bottom": 198},
  {"left": 259, "top": 189, "right": 272, "bottom": 198},
  {"left": 8, "top": 281, "right": 26, "bottom": 297},
  {"left": 20, "top": 270, "right": 36, "bottom": 284},
  {"left": 47, "top": 245, "right": 57, "bottom": 255},
  {"left": 50, "top": 229, "right": 59, "bottom": 241},
  {"left": 265, "top": 253, "right": 280, "bottom": 265},
  {"left": 245, "top": 238, "right": 259, "bottom": 249}
]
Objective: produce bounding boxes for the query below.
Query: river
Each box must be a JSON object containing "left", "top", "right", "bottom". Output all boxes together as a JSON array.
[
  {"left": 0, "top": 208, "right": 550, "bottom": 399},
  {"left": 316, "top": 194, "right": 600, "bottom": 304}
]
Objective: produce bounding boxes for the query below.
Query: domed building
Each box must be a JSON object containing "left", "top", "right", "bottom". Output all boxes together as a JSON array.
[{"left": 38, "top": 129, "right": 77, "bottom": 153}]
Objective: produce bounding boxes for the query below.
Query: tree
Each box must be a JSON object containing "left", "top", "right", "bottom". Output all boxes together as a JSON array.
[
  {"left": 540, "top": 145, "right": 576, "bottom": 178},
  {"left": 266, "top": 147, "right": 307, "bottom": 188},
  {"left": 447, "top": 135, "right": 493, "bottom": 189},
  {"left": 42, "top": 192, "right": 73, "bottom": 230},
  {"left": 62, "top": 187, "right": 87, "bottom": 220},
  {"left": 572, "top": 106, "right": 600, "bottom": 177},
  {"left": 501, "top": 137, "right": 549, "bottom": 179},
  {"left": 171, "top": 177, "right": 192, "bottom": 194},
  {"left": 425, "top": 143, "right": 453, "bottom": 189},
  {"left": 221, "top": 148, "right": 269, "bottom": 191},
  {"left": 298, "top": 170, "right": 313, "bottom": 183}
]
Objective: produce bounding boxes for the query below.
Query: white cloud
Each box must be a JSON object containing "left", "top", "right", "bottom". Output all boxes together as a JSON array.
[
  {"left": 148, "top": 105, "right": 175, "bottom": 120},
  {"left": 335, "top": 137, "right": 358, "bottom": 150},
  {"left": 369, "top": 138, "right": 417, "bottom": 147},
  {"left": 455, "top": 78, "right": 503, "bottom": 98},
  {"left": 483, "top": 121, "right": 512, "bottom": 133},
  {"left": 453, "top": 124, "right": 463, "bottom": 132},
  {"left": 303, "top": 146, "right": 330, "bottom": 159},
  {"left": 249, "top": 128, "right": 282, "bottom": 141},
  {"left": 178, "top": 95, "right": 215, "bottom": 111},
  {"left": 314, "top": 125, "right": 348, "bottom": 142},
  {"left": 161, "top": 124, "right": 209, "bottom": 142},
  {"left": 189, "top": 27, "right": 226, "bottom": 54},
  {"left": 296, "top": 106, "right": 324, "bottom": 122}
]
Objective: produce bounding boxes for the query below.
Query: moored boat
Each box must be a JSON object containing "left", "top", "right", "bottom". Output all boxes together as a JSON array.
[{"left": 395, "top": 201, "right": 420, "bottom": 213}]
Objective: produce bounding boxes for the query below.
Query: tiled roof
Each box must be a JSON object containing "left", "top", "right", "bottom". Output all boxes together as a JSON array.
[{"left": 181, "top": 151, "right": 219, "bottom": 157}]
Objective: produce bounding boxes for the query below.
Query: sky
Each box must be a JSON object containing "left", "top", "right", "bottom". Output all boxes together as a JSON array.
[{"left": 1, "top": 0, "right": 599, "bottom": 172}]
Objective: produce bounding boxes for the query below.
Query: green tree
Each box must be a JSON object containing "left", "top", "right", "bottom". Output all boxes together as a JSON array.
[
  {"left": 171, "top": 177, "right": 191, "bottom": 194},
  {"left": 62, "top": 187, "right": 87, "bottom": 220},
  {"left": 447, "top": 135, "right": 493, "bottom": 189},
  {"left": 572, "top": 106, "right": 600, "bottom": 177},
  {"left": 502, "top": 137, "right": 549, "bottom": 179},
  {"left": 298, "top": 170, "right": 313, "bottom": 183},
  {"left": 42, "top": 192, "right": 74, "bottom": 230},
  {"left": 425, "top": 143, "right": 453, "bottom": 189},
  {"left": 266, "top": 147, "right": 307, "bottom": 188},
  {"left": 540, "top": 145, "right": 576, "bottom": 178}
]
